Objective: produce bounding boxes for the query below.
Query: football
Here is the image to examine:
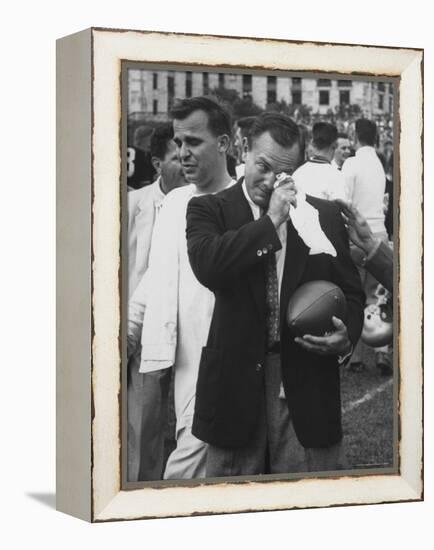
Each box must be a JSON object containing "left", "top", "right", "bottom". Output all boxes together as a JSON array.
[{"left": 286, "top": 280, "right": 347, "bottom": 336}]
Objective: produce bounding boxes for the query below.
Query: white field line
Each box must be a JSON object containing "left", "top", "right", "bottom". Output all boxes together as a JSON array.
[{"left": 342, "top": 378, "right": 393, "bottom": 415}]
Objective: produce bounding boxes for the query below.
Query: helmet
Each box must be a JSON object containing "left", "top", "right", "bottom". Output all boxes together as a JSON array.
[{"left": 361, "top": 284, "right": 393, "bottom": 347}]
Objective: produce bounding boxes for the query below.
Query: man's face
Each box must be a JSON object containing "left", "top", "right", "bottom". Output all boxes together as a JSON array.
[
  {"left": 334, "top": 138, "right": 351, "bottom": 166},
  {"left": 159, "top": 141, "right": 187, "bottom": 192},
  {"left": 244, "top": 132, "right": 301, "bottom": 209},
  {"left": 173, "top": 110, "right": 225, "bottom": 188}
]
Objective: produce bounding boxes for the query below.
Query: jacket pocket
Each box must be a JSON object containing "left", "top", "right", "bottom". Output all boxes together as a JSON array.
[{"left": 194, "top": 347, "right": 222, "bottom": 422}]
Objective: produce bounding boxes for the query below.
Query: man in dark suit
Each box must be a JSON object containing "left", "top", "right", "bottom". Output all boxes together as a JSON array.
[{"left": 186, "top": 113, "right": 365, "bottom": 477}]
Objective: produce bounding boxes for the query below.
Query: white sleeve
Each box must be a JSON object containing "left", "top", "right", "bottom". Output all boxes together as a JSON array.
[{"left": 341, "top": 159, "right": 355, "bottom": 203}]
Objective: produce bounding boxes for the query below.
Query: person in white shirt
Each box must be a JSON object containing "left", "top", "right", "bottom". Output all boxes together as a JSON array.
[
  {"left": 293, "top": 122, "right": 348, "bottom": 202},
  {"left": 332, "top": 133, "right": 352, "bottom": 170},
  {"left": 341, "top": 118, "right": 391, "bottom": 375},
  {"left": 128, "top": 97, "right": 235, "bottom": 480},
  {"left": 127, "top": 123, "right": 187, "bottom": 482}
]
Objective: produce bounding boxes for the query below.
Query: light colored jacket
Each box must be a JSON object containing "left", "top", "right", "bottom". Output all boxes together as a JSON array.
[{"left": 127, "top": 179, "right": 165, "bottom": 297}]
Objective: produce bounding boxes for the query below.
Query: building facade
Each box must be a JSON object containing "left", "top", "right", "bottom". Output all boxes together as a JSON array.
[{"left": 128, "top": 69, "right": 393, "bottom": 121}]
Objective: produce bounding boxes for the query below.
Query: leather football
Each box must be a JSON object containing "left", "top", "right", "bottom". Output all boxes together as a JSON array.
[{"left": 286, "top": 280, "right": 347, "bottom": 336}]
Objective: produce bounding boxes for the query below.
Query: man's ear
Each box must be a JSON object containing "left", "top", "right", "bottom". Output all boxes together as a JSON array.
[
  {"left": 217, "top": 134, "right": 230, "bottom": 153},
  {"left": 151, "top": 156, "right": 162, "bottom": 176}
]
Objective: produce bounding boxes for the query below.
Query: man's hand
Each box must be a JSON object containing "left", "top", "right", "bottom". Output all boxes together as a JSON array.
[
  {"left": 294, "top": 316, "right": 352, "bottom": 356},
  {"left": 335, "top": 199, "right": 377, "bottom": 255},
  {"left": 266, "top": 174, "right": 297, "bottom": 228}
]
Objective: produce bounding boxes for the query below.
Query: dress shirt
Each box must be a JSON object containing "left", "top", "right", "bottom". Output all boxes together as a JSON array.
[
  {"left": 341, "top": 146, "right": 386, "bottom": 234},
  {"left": 241, "top": 181, "right": 287, "bottom": 299}
]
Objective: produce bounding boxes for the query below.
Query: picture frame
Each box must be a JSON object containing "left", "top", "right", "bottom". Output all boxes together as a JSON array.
[{"left": 56, "top": 27, "right": 423, "bottom": 522}]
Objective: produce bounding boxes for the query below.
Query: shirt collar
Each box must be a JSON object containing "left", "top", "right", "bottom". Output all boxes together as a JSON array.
[
  {"left": 241, "top": 179, "right": 261, "bottom": 220},
  {"left": 356, "top": 145, "right": 376, "bottom": 157},
  {"left": 154, "top": 176, "right": 166, "bottom": 204},
  {"left": 308, "top": 155, "right": 331, "bottom": 164}
]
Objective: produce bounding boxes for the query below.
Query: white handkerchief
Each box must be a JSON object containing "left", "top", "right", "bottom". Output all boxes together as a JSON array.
[{"left": 290, "top": 188, "right": 337, "bottom": 257}]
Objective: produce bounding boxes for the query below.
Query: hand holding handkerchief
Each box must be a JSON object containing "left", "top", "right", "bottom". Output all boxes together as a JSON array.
[{"left": 275, "top": 172, "right": 337, "bottom": 257}]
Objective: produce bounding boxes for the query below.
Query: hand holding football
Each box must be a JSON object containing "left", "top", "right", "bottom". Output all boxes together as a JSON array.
[{"left": 286, "top": 280, "right": 347, "bottom": 337}]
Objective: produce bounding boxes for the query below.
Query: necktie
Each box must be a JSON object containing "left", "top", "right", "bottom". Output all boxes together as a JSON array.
[{"left": 265, "top": 252, "right": 280, "bottom": 348}]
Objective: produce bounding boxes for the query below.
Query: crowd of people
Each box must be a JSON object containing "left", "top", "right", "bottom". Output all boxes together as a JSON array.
[{"left": 126, "top": 96, "right": 394, "bottom": 482}]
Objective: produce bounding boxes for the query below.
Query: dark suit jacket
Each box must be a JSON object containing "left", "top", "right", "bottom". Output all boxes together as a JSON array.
[{"left": 186, "top": 181, "right": 365, "bottom": 449}]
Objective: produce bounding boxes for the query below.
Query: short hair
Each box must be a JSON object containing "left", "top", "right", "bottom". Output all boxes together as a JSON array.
[
  {"left": 248, "top": 112, "right": 300, "bottom": 147},
  {"left": 312, "top": 122, "right": 338, "bottom": 150},
  {"left": 134, "top": 125, "right": 153, "bottom": 141},
  {"left": 236, "top": 116, "right": 257, "bottom": 139},
  {"left": 337, "top": 132, "right": 349, "bottom": 140},
  {"left": 150, "top": 122, "right": 174, "bottom": 160},
  {"left": 355, "top": 118, "right": 377, "bottom": 146},
  {"left": 170, "top": 96, "right": 232, "bottom": 137}
]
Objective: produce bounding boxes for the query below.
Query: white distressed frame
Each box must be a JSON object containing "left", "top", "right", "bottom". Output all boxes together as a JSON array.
[{"left": 58, "top": 27, "right": 423, "bottom": 522}]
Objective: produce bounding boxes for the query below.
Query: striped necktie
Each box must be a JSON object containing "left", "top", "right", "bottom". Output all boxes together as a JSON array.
[{"left": 265, "top": 252, "right": 280, "bottom": 348}]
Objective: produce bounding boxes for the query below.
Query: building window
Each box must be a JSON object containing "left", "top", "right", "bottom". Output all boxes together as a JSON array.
[
  {"left": 153, "top": 99, "right": 158, "bottom": 115},
  {"left": 319, "top": 90, "right": 330, "bottom": 105},
  {"left": 292, "top": 77, "right": 301, "bottom": 86},
  {"left": 292, "top": 90, "right": 302, "bottom": 105},
  {"left": 186, "top": 71, "right": 192, "bottom": 97},
  {"left": 203, "top": 72, "right": 209, "bottom": 94},
  {"left": 378, "top": 94, "right": 384, "bottom": 110},
  {"left": 218, "top": 73, "right": 225, "bottom": 87},
  {"left": 318, "top": 78, "right": 331, "bottom": 87},
  {"left": 267, "top": 75, "right": 277, "bottom": 104},
  {"left": 153, "top": 72, "right": 158, "bottom": 90},
  {"left": 167, "top": 72, "right": 175, "bottom": 109},
  {"left": 242, "top": 74, "right": 252, "bottom": 96},
  {"left": 377, "top": 82, "right": 386, "bottom": 92},
  {"left": 338, "top": 79, "right": 352, "bottom": 87},
  {"left": 339, "top": 90, "right": 350, "bottom": 105},
  {"left": 129, "top": 90, "right": 140, "bottom": 108}
]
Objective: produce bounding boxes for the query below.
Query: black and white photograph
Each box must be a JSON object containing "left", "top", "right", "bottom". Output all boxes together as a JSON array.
[
  {"left": 124, "top": 65, "right": 397, "bottom": 484},
  {"left": 54, "top": 27, "right": 422, "bottom": 522}
]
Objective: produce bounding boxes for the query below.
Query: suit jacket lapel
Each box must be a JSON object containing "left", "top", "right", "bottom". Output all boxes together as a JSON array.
[
  {"left": 222, "top": 181, "right": 266, "bottom": 319},
  {"left": 280, "top": 219, "right": 310, "bottom": 327}
]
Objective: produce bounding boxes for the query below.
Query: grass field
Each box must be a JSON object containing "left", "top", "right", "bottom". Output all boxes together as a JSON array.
[{"left": 341, "top": 349, "right": 395, "bottom": 470}]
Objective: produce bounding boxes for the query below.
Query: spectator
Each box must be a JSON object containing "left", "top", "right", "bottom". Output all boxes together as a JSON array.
[
  {"left": 293, "top": 122, "right": 347, "bottom": 201},
  {"left": 127, "top": 122, "right": 187, "bottom": 482},
  {"left": 128, "top": 97, "right": 236, "bottom": 480},
  {"left": 233, "top": 116, "right": 257, "bottom": 179},
  {"left": 332, "top": 132, "right": 352, "bottom": 170},
  {"left": 342, "top": 119, "right": 391, "bottom": 375},
  {"left": 127, "top": 125, "right": 156, "bottom": 190}
]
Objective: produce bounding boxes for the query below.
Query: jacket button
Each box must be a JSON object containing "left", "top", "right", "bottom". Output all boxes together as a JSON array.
[
  {"left": 256, "top": 363, "right": 262, "bottom": 371},
  {"left": 267, "top": 243, "right": 273, "bottom": 250},
  {"left": 262, "top": 247, "right": 268, "bottom": 254},
  {"left": 257, "top": 249, "right": 263, "bottom": 257}
]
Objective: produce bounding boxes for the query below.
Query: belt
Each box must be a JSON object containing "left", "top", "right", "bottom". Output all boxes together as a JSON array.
[{"left": 267, "top": 341, "right": 281, "bottom": 354}]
